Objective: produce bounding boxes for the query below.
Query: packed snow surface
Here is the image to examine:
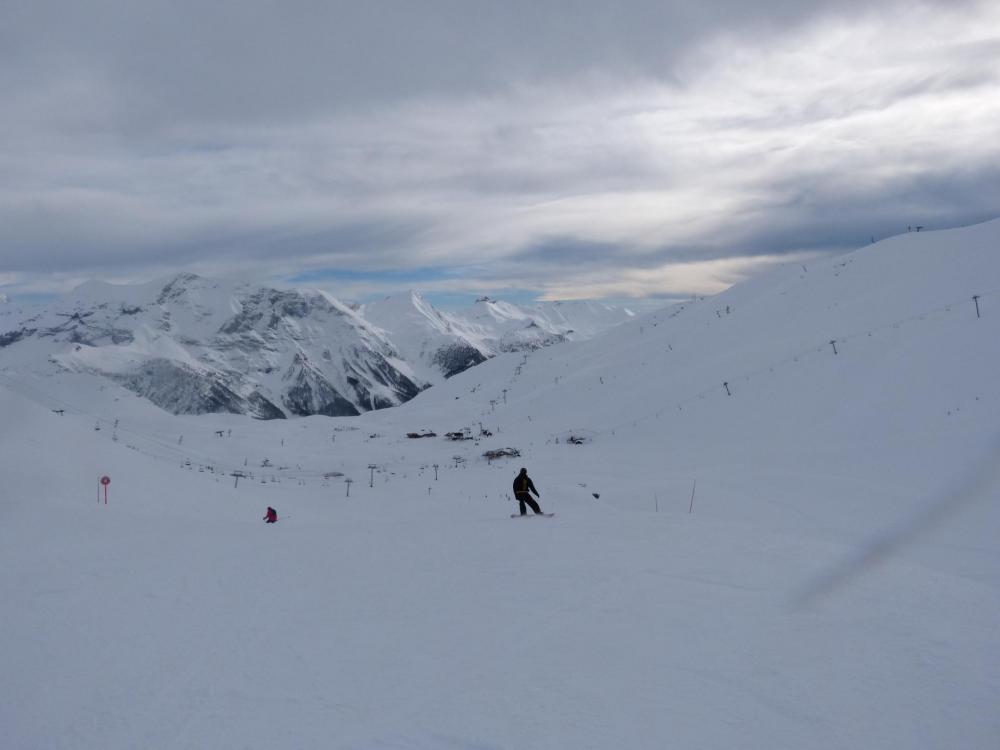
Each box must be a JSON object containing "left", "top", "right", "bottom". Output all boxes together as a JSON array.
[{"left": 2, "top": 221, "right": 999, "bottom": 748}]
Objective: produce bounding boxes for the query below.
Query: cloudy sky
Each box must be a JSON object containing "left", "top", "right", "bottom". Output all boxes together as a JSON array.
[{"left": 1, "top": 0, "right": 998, "bottom": 307}]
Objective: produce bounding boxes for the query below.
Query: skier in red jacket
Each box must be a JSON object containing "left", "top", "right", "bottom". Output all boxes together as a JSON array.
[{"left": 263, "top": 506, "right": 277, "bottom": 523}]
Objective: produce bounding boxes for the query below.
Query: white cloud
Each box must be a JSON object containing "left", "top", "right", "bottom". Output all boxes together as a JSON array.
[
  {"left": 1, "top": 1, "right": 998, "bottom": 302},
  {"left": 536, "top": 253, "right": 822, "bottom": 300}
]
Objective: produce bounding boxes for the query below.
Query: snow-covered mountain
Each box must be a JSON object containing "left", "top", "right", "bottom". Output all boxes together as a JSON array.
[
  {"left": 0, "top": 274, "right": 423, "bottom": 418},
  {"left": 361, "top": 291, "right": 636, "bottom": 382},
  {"left": 456, "top": 295, "right": 637, "bottom": 351},
  {"left": 360, "top": 291, "right": 491, "bottom": 382},
  {"left": 0, "top": 276, "right": 636, "bottom": 418},
  {"left": 2, "top": 219, "right": 999, "bottom": 749}
]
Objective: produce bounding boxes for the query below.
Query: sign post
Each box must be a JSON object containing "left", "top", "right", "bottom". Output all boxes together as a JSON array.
[{"left": 100, "top": 475, "right": 111, "bottom": 505}]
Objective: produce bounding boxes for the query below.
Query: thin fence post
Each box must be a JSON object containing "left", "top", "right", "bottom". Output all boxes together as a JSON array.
[
  {"left": 973, "top": 295, "right": 981, "bottom": 319},
  {"left": 688, "top": 479, "right": 697, "bottom": 514}
]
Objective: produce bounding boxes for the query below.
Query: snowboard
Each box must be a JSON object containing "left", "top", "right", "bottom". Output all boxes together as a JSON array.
[{"left": 510, "top": 513, "right": 554, "bottom": 518}]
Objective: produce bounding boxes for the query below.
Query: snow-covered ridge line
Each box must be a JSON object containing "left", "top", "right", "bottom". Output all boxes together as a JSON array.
[{"left": 0, "top": 277, "right": 636, "bottom": 419}]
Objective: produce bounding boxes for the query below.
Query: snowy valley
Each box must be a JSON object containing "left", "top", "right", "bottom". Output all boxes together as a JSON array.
[{"left": 1, "top": 220, "right": 999, "bottom": 749}]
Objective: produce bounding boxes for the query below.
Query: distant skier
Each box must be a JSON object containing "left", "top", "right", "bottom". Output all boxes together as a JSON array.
[
  {"left": 512, "top": 467, "right": 545, "bottom": 516},
  {"left": 263, "top": 506, "right": 278, "bottom": 523}
]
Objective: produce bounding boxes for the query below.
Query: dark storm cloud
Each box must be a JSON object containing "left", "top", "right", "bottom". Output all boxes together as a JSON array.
[
  {"left": 0, "top": 0, "right": 998, "bottom": 300},
  {"left": 734, "top": 163, "right": 1000, "bottom": 254},
  {"left": 1, "top": 0, "right": 887, "bottom": 122}
]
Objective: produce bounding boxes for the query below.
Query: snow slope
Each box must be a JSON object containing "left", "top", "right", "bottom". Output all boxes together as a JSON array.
[
  {"left": 450, "top": 295, "right": 637, "bottom": 353},
  {"left": 1, "top": 220, "right": 998, "bottom": 749},
  {"left": 362, "top": 292, "right": 636, "bottom": 383},
  {"left": 361, "top": 291, "right": 492, "bottom": 382}
]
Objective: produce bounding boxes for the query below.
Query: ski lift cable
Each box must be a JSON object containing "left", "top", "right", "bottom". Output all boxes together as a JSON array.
[{"left": 593, "top": 287, "right": 998, "bottom": 436}]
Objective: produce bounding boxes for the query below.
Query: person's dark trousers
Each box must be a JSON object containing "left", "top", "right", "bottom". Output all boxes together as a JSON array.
[{"left": 516, "top": 492, "right": 541, "bottom": 515}]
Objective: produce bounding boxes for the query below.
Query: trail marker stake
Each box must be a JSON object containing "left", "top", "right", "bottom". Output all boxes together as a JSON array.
[{"left": 99, "top": 475, "right": 111, "bottom": 505}]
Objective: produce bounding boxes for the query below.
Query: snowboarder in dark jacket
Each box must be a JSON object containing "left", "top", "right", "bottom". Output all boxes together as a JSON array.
[
  {"left": 263, "top": 507, "right": 277, "bottom": 523},
  {"left": 513, "top": 468, "right": 544, "bottom": 516}
]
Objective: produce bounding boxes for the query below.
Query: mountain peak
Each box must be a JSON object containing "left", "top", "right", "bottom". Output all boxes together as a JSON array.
[{"left": 1, "top": 274, "right": 639, "bottom": 418}]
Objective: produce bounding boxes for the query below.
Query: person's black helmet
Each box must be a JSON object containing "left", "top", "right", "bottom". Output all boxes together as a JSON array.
[{"left": 519, "top": 467, "right": 527, "bottom": 473}]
